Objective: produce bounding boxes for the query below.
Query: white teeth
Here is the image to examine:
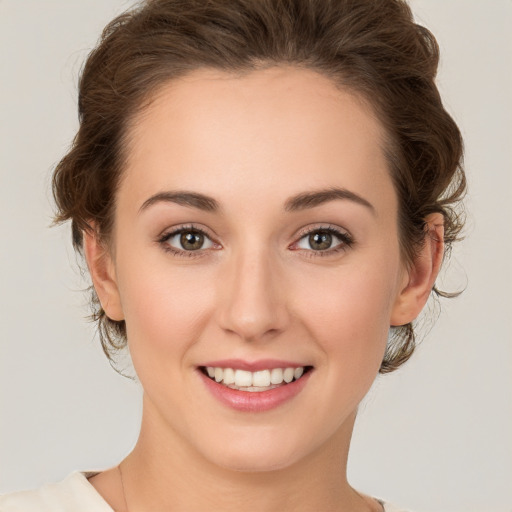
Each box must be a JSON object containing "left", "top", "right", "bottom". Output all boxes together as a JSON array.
[
  {"left": 223, "top": 367, "right": 235, "bottom": 385},
  {"left": 204, "top": 366, "right": 307, "bottom": 390},
  {"left": 270, "top": 368, "right": 283, "bottom": 384},
  {"left": 234, "top": 369, "right": 253, "bottom": 387},
  {"left": 252, "top": 370, "right": 271, "bottom": 387},
  {"left": 283, "top": 367, "right": 294, "bottom": 383}
]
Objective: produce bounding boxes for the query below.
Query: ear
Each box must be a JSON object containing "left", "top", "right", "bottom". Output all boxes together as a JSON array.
[
  {"left": 83, "top": 227, "right": 124, "bottom": 322},
  {"left": 390, "top": 213, "right": 444, "bottom": 326}
]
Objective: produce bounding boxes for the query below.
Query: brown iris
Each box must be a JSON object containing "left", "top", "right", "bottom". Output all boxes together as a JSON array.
[
  {"left": 309, "top": 231, "right": 333, "bottom": 251},
  {"left": 180, "top": 231, "right": 205, "bottom": 250}
]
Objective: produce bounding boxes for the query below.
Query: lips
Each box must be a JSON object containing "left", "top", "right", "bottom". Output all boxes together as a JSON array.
[{"left": 198, "top": 360, "right": 313, "bottom": 412}]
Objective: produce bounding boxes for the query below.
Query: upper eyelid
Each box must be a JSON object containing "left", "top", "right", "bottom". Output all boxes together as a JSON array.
[
  {"left": 159, "top": 223, "right": 215, "bottom": 240},
  {"left": 294, "top": 223, "right": 352, "bottom": 240}
]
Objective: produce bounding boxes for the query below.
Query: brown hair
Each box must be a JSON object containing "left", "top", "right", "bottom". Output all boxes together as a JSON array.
[{"left": 52, "top": 0, "right": 466, "bottom": 373}]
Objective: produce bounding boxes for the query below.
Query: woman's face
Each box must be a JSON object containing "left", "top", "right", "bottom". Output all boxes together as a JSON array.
[{"left": 102, "top": 66, "right": 409, "bottom": 471}]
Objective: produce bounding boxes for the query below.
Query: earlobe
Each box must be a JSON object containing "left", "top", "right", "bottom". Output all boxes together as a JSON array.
[
  {"left": 83, "top": 228, "right": 124, "bottom": 322},
  {"left": 390, "top": 213, "right": 444, "bottom": 326}
]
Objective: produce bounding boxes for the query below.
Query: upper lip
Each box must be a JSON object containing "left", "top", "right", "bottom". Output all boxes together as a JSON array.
[{"left": 200, "top": 359, "right": 310, "bottom": 372}]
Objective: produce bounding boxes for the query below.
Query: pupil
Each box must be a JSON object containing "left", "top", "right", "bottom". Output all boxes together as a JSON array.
[
  {"left": 181, "top": 231, "right": 204, "bottom": 250},
  {"left": 310, "top": 231, "right": 332, "bottom": 250}
]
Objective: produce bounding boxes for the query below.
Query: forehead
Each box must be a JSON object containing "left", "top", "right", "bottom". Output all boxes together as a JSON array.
[{"left": 121, "top": 66, "right": 395, "bottom": 215}]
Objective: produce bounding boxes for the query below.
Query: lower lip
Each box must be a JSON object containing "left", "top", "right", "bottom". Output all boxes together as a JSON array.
[{"left": 199, "top": 370, "right": 312, "bottom": 412}]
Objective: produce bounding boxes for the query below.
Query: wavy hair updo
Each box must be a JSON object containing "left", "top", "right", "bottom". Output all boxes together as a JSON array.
[{"left": 52, "top": 0, "right": 466, "bottom": 373}]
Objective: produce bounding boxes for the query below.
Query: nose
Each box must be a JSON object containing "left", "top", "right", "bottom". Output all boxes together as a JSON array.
[{"left": 216, "top": 246, "right": 289, "bottom": 342}]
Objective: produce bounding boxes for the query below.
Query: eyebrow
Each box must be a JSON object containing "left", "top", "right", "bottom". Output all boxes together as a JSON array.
[
  {"left": 138, "top": 186, "right": 375, "bottom": 215},
  {"left": 139, "top": 191, "right": 220, "bottom": 213},
  {"left": 284, "top": 187, "right": 375, "bottom": 215}
]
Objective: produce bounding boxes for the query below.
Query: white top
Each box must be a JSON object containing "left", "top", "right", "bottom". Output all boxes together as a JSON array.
[{"left": 0, "top": 472, "right": 410, "bottom": 512}]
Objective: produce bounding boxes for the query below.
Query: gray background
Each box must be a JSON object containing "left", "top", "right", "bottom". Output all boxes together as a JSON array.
[{"left": 1, "top": 1, "right": 511, "bottom": 511}]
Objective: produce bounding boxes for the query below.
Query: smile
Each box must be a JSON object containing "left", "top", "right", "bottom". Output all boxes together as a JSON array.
[
  {"left": 203, "top": 366, "right": 310, "bottom": 392},
  {"left": 198, "top": 363, "right": 313, "bottom": 412}
]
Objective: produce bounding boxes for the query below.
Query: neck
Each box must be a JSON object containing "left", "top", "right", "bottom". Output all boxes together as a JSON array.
[{"left": 119, "top": 394, "right": 370, "bottom": 512}]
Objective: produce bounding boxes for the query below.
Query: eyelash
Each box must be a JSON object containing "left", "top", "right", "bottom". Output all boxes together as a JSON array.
[
  {"left": 157, "top": 224, "right": 354, "bottom": 259},
  {"left": 157, "top": 224, "right": 216, "bottom": 258},
  {"left": 292, "top": 225, "right": 354, "bottom": 258}
]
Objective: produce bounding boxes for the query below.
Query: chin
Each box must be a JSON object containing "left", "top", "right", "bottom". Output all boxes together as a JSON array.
[
  {"left": 196, "top": 427, "right": 318, "bottom": 474},
  {"left": 214, "top": 450, "right": 301, "bottom": 474}
]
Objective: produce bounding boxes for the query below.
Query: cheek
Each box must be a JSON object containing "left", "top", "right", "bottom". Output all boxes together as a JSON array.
[
  {"left": 115, "top": 254, "right": 216, "bottom": 360},
  {"left": 293, "top": 258, "right": 400, "bottom": 369}
]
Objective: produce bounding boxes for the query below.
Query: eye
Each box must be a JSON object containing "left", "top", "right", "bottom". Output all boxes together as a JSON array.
[
  {"left": 159, "top": 226, "right": 216, "bottom": 254},
  {"left": 293, "top": 226, "right": 353, "bottom": 254}
]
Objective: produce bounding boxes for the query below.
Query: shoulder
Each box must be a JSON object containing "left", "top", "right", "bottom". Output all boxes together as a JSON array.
[
  {"left": 381, "top": 502, "right": 414, "bottom": 512},
  {"left": 0, "top": 472, "right": 113, "bottom": 512}
]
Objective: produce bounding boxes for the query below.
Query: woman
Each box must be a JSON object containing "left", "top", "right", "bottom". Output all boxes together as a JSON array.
[{"left": 0, "top": 0, "right": 466, "bottom": 510}]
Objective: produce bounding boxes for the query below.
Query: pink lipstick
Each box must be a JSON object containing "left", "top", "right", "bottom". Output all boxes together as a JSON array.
[{"left": 197, "top": 361, "right": 313, "bottom": 412}]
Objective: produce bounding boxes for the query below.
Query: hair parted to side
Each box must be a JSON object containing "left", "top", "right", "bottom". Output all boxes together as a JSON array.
[{"left": 52, "top": 0, "right": 465, "bottom": 374}]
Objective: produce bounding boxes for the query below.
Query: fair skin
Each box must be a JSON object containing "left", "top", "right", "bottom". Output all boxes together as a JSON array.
[{"left": 86, "top": 66, "right": 444, "bottom": 512}]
